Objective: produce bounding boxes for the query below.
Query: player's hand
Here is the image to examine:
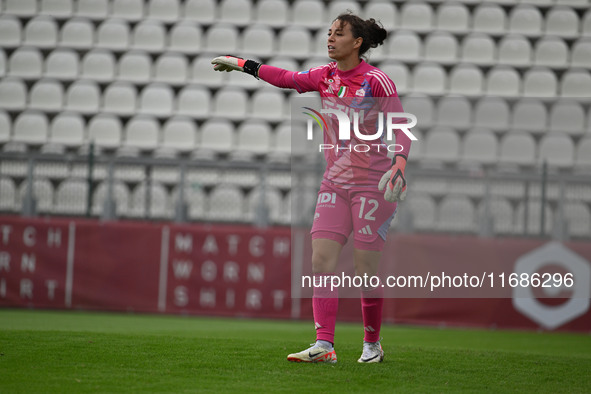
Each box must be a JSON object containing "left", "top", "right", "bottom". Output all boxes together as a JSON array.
[
  {"left": 378, "top": 155, "right": 407, "bottom": 203},
  {"left": 211, "top": 55, "right": 247, "bottom": 72}
]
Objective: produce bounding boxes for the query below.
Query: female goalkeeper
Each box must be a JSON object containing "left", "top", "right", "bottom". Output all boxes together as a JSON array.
[{"left": 212, "top": 12, "right": 412, "bottom": 364}]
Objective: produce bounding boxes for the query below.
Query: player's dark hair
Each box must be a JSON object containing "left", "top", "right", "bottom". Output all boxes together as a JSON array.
[{"left": 334, "top": 11, "right": 388, "bottom": 59}]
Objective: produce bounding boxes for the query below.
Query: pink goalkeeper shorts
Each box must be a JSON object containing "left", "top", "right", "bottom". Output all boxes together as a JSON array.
[{"left": 310, "top": 180, "right": 397, "bottom": 251}]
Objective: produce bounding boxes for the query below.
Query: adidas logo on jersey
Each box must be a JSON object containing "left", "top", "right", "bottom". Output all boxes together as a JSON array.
[{"left": 358, "top": 225, "right": 373, "bottom": 235}]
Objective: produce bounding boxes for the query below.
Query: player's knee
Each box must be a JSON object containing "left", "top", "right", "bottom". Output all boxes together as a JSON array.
[{"left": 311, "top": 250, "right": 338, "bottom": 273}]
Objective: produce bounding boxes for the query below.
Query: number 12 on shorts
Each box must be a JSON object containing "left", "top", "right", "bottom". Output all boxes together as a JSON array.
[{"left": 359, "top": 197, "right": 378, "bottom": 221}]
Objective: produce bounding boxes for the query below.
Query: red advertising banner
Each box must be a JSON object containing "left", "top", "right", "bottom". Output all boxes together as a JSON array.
[{"left": 0, "top": 215, "right": 589, "bottom": 332}]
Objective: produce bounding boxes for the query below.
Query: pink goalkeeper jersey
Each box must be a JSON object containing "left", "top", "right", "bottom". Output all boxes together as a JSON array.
[{"left": 258, "top": 60, "right": 412, "bottom": 188}]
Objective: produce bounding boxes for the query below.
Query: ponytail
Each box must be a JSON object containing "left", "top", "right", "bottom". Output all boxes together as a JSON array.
[{"left": 334, "top": 11, "right": 388, "bottom": 59}]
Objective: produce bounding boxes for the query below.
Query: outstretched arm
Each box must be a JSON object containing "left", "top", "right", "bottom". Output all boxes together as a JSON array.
[{"left": 211, "top": 55, "right": 299, "bottom": 90}]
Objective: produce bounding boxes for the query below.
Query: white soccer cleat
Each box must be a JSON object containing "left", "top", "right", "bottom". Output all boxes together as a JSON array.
[
  {"left": 357, "top": 341, "right": 384, "bottom": 363},
  {"left": 287, "top": 343, "right": 337, "bottom": 364}
]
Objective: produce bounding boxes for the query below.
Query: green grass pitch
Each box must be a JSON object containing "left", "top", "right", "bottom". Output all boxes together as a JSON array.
[{"left": 1, "top": 309, "right": 590, "bottom": 393}]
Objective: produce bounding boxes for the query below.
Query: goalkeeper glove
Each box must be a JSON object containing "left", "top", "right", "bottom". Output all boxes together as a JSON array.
[
  {"left": 211, "top": 55, "right": 262, "bottom": 78},
  {"left": 378, "top": 155, "right": 408, "bottom": 203}
]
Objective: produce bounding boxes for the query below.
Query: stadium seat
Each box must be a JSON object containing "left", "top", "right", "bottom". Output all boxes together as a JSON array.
[
  {"left": 485, "top": 66, "right": 521, "bottom": 97},
  {"left": 402, "top": 192, "right": 436, "bottom": 231},
  {"left": 574, "top": 138, "right": 591, "bottom": 172},
  {"left": 96, "top": 19, "right": 130, "bottom": 51},
  {"left": 0, "top": 49, "right": 4, "bottom": 78},
  {"left": 448, "top": 64, "right": 484, "bottom": 96},
  {"left": 271, "top": 121, "right": 292, "bottom": 157},
  {"left": 327, "top": 1, "right": 361, "bottom": 23},
  {"left": 204, "top": 24, "right": 239, "bottom": 54},
  {"left": 176, "top": 85, "right": 211, "bottom": 119},
  {"left": 555, "top": 0, "right": 589, "bottom": 8},
  {"left": 564, "top": 202, "right": 591, "bottom": 238},
  {"left": 560, "top": 69, "right": 591, "bottom": 99},
  {"left": 246, "top": 186, "right": 283, "bottom": 224},
  {"left": 54, "top": 179, "right": 88, "bottom": 215},
  {"left": 45, "top": 48, "right": 79, "bottom": 81},
  {"left": 161, "top": 116, "right": 197, "bottom": 152},
  {"left": 422, "top": 126, "right": 460, "bottom": 166},
  {"left": 184, "top": 0, "right": 216, "bottom": 24},
  {"left": 81, "top": 49, "right": 116, "bottom": 82},
  {"left": 473, "top": 96, "right": 510, "bottom": 133},
  {"left": 147, "top": 0, "right": 180, "bottom": 23},
  {"left": 9, "top": 47, "right": 43, "bottom": 80},
  {"left": 549, "top": 100, "right": 585, "bottom": 136},
  {"left": 17, "top": 178, "right": 54, "bottom": 213},
  {"left": 241, "top": 25, "right": 275, "bottom": 58},
  {"left": 498, "top": 35, "right": 532, "bottom": 67},
  {"left": 60, "top": 18, "right": 94, "bottom": 50},
  {"left": 405, "top": 128, "right": 423, "bottom": 163},
  {"left": 87, "top": 114, "right": 123, "bottom": 148},
  {"left": 508, "top": 5, "right": 543, "bottom": 37},
  {"left": 65, "top": 80, "right": 100, "bottom": 114},
  {"left": 112, "top": 0, "right": 144, "bottom": 21},
  {"left": 40, "top": 0, "right": 73, "bottom": 19},
  {"left": 477, "top": 196, "right": 515, "bottom": 235},
  {"left": 435, "top": 2, "right": 469, "bottom": 33},
  {"left": 363, "top": 2, "right": 397, "bottom": 30},
  {"left": 399, "top": 2, "right": 435, "bottom": 33},
  {"left": 255, "top": 0, "right": 289, "bottom": 28},
  {"left": 0, "top": 77, "right": 27, "bottom": 111},
  {"left": 0, "top": 111, "right": 10, "bottom": 143},
  {"left": 13, "top": 111, "right": 49, "bottom": 145},
  {"left": 169, "top": 22, "right": 202, "bottom": 55},
  {"left": 130, "top": 181, "right": 170, "bottom": 219},
  {"left": 91, "top": 180, "right": 131, "bottom": 217},
  {"left": 117, "top": 51, "right": 152, "bottom": 84},
  {"left": 132, "top": 20, "right": 166, "bottom": 53},
  {"left": 213, "top": 87, "right": 248, "bottom": 120},
  {"left": 424, "top": 32, "right": 458, "bottom": 65},
  {"left": 437, "top": 195, "right": 476, "bottom": 232},
  {"left": 523, "top": 67, "right": 558, "bottom": 98},
  {"left": 545, "top": 6, "right": 579, "bottom": 39},
  {"left": 533, "top": 37, "right": 569, "bottom": 69},
  {"left": 124, "top": 115, "right": 160, "bottom": 150},
  {"left": 219, "top": 0, "right": 253, "bottom": 26},
  {"left": 200, "top": 118, "right": 235, "bottom": 153},
  {"left": 29, "top": 79, "right": 64, "bottom": 113},
  {"left": 461, "top": 128, "right": 498, "bottom": 167},
  {"left": 250, "top": 89, "right": 286, "bottom": 122},
  {"left": 0, "top": 142, "right": 29, "bottom": 179},
  {"left": 207, "top": 184, "right": 245, "bottom": 222},
  {"left": 498, "top": 132, "right": 536, "bottom": 167},
  {"left": 153, "top": 52, "right": 188, "bottom": 85},
  {"left": 102, "top": 82, "right": 136, "bottom": 116},
  {"left": 234, "top": 119, "right": 272, "bottom": 156},
  {"left": 4, "top": 0, "right": 37, "bottom": 17},
  {"left": 515, "top": 200, "right": 553, "bottom": 235},
  {"left": 34, "top": 143, "right": 70, "bottom": 180},
  {"left": 380, "top": 62, "right": 410, "bottom": 95},
  {"left": 510, "top": 99, "right": 548, "bottom": 135},
  {"left": 76, "top": 0, "right": 108, "bottom": 20},
  {"left": 584, "top": 9, "right": 591, "bottom": 37},
  {"left": 49, "top": 112, "right": 85, "bottom": 147},
  {"left": 291, "top": 0, "right": 326, "bottom": 29},
  {"left": 23, "top": 16, "right": 58, "bottom": 48},
  {"left": 435, "top": 95, "right": 471, "bottom": 131},
  {"left": 278, "top": 27, "right": 312, "bottom": 58},
  {"left": 460, "top": 33, "right": 496, "bottom": 66},
  {"left": 0, "top": 15, "right": 22, "bottom": 48},
  {"left": 411, "top": 62, "right": 446, "bottom": 95},
  {"left": 388, "top": 30, "right": 422, "bottom": 63},
  {"left": 171, "top": 184, "right": 207, "bottom": 220},
  {"left": 473, "top": 4, "right": 507, "bottom": 36},
  {"left": 401, "top": 94, "right": 434, "bottom": 129},
  {"left": 571, "top": 39, "right": 591, "bottom": 68},
  {"left": 538, "top": 133, "right": 575, "bottom": 169}
]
